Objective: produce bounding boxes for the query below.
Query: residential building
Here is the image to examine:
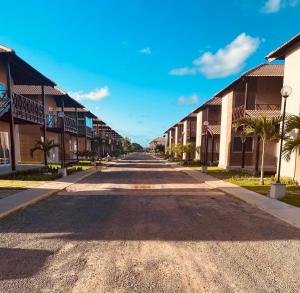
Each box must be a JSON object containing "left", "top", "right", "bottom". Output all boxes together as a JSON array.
[
  {"left": 217, "top": 64, "right": 284, "bottom": 172},
  {"left": 266, "top": 33, "right": 300, "bottom": 180},
  {"left": 0, "top": 45, "right": 56, "bottom": 171}
]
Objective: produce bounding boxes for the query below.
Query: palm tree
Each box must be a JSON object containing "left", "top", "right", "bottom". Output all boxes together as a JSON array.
[
  {"left": 282, "top": 114, "right": 300, "bottom": 161},
  {"left": 183, "top": 143, "right": 196, "bottom": 161},
  {"left": 30, "top": 139, "right": 59, "bottom": 166},
  {"left": 236, "top": 115, "right": 282, "bottom": 185}
]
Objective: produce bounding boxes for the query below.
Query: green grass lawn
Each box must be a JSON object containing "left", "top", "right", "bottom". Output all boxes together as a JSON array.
[
  {"left": 192, "top": 166, "right": 300, "bottom": 208},
  {"left": 0, "top": 180, "right": 44, "bottom": 189}
]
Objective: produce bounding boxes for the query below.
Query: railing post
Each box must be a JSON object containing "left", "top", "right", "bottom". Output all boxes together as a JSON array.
[{"left": 5, "top": 57, "right": 16, "bottom": 171}]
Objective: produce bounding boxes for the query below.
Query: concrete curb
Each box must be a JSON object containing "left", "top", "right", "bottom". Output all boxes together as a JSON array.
[
  {"left": 0, "top": 168, "right": 98, "bottom": 220},
  {"left": 170, "top": 163, "right": 300, "bottom": 230}
]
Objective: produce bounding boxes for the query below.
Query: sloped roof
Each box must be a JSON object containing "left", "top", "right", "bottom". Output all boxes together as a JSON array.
[
  {"left": 266, "top": 33, "right": 300, "bottom": 61},
  {"left": 214, "top": 64, "right": 284, "bottom": 97},
  {"left": 13, "top": 85, "right": 65, "bottom": 96},
  {"left": 206, "top": 125, "right": 221, "bottom": 136},
  {"left": 245, "top": 64, "right": 283, "bottom": 77},
  {"left": 0, "top": 44, "right": 56, "bottom": 86}
]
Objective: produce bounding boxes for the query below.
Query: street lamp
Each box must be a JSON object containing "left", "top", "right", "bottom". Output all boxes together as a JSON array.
[
  {"left": 277, "top": 85, "right": 292, "bottom": 183},
  {"left": 203, "top": 120, "right": 209, "bottom": 166}
]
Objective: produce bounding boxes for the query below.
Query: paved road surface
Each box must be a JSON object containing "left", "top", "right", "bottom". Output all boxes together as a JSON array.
[{"left": 1, "top": 153, "right": 300, "bottom": 292}]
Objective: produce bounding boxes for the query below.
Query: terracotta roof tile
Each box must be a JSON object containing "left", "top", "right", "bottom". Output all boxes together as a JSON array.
[{"left": 13, "top": 85, "right": 65, "bottom": 96}]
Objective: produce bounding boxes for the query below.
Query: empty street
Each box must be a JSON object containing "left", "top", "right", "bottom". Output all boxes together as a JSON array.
[{"left": 0, "top": 153, "right": 300, "bottom": 292}]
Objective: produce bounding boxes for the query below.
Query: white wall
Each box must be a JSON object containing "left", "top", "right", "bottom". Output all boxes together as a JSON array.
[
  {"left": 183, "top": 120, "right": 188, "bottom": 160},
  {"left": 278, "top": 45, "right": 300, "bottom": 179},
  {"left": 196, "top": 111, "right": 203, "bottom": 159},
  {"left": 218, "top": 91, "right": 233, "bottom": 168},
  {"left": 174, "top": 126, "right": 178, "bottom": 158}
]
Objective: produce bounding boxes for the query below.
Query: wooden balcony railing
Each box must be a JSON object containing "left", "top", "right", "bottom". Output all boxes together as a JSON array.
[
  {"left": 78, "top": 125, "right": 94, "bottom": 138},
  {"left": 232, "top": 104, "right": 281, "bottom": 122},
  {"left": 12, "top": 93, "right": 44, "bottom": 124},
  {"left": 47, "top": 113, "right": 77, "bottom": 134}
]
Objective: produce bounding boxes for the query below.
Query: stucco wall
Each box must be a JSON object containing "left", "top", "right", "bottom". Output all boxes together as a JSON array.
[
  {"left": 278, "top": 45, "right": 300, "bottom": 179},
  {"left": 219, "top": 91, "right": 233, "bottom": 168},
  {"left": 195, "top": 111, "right": 203, "bottom": 159}
]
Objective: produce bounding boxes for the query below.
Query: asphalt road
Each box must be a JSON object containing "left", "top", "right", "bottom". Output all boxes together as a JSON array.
[{"left": 1, "top": 153, "right": 300, "bottom": 292}]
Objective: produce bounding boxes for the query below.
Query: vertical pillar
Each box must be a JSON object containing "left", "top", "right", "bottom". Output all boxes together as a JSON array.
[
  {"left": 41, "top": 85, "right": 47, "bottom": 165},
  {"left": 61, "top": 97, "right": 66, "bottom": 167},
  {"left": 196, "top": 111, "right": 203, "bottom": 160},
  {"left": 75, "top": 107, "right": 79, "bottom": 162},
  {"left": 84, "top": 113, "right": 87, "bottom": 150},
  {"left": 211, "top": 135, "right": 214, "bottom": 163},
  {"left": 5, "top": 58, "right": 16, "bottom": 171},
  {"left": 182, "top": 120, "right": 188, "bottom": 160}
]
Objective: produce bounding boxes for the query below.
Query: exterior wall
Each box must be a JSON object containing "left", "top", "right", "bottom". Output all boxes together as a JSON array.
[
  {"left": 0, "top": 121, "right": 11, "bottom": 167},
  {"left": 219, "top": 91, "right": 233, "bottom": 168},
  {"left": 278, "top": 45, "right": 300, "bottom": 179},
  {"left": 195, "top": 111, "right": 203, "bottom": 160},
  {"left": 0, "top": 59, "right": 7, "bottom": 85},
  {"left": 18, "top": 125, "right": 43, "bottom": 163},
  {"left": 255, "top": 77, "right": 282, "bottom": 105},
  {"left": 78, "top": 137, "right": 86, "bottom": 152},
  {"left": 174, "top": 126, "right": 178, "bottom": 158},
  {"left": 47, "top": 131, "right": 60, "bottom": 163},
  {"left": 182, "top": 120, "right": 188, "bottom": 160}
]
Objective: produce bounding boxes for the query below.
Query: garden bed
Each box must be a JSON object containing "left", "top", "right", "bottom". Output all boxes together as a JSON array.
[{"left": 192, "top": 166, "right": 300, "bottom": 208}]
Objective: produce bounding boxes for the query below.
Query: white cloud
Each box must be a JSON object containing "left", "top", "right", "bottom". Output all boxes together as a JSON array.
[
  {"left": 177, "top": 94, "right": 199, "bottom": 106},
  {"left": 169, "top": 67, "right": 197, "bottom": 76},
  {"left": 70, "top": 86, "right": 110, "bottom": 101},
  {"left": 140, "top": 47, "right": 152, "bottom": 54},
  {"left": 169, "top": 33, "right": 260, "bottom": 79},
  {"left": 261, "top": 0, "right": 299, "bottom": 13}
]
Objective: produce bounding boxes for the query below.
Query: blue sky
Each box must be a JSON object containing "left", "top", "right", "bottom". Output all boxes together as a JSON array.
[{"left": 1, "top": 0, "right": 299, "bottom": 146}]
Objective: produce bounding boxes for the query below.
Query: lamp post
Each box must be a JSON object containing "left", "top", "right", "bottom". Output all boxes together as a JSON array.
[
  {"left": 277, "top": 85, "right": 292, "bottom": 183},
  {"left": 270, "top": 85, "right": 292, "bottom": 199}
]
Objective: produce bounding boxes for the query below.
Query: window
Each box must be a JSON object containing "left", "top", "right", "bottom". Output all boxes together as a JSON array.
[
  {"left": 232, "top": 136, "right": 253, "bottom": 152},
  {"left": 0, "top": 132, "right": 10, "bottom": 165},
  {"left": 0, "top": 83, "right": 7, "bottom": 99},
  {"left": 85, "top": 117, "right": 93, "bottom": 128}
]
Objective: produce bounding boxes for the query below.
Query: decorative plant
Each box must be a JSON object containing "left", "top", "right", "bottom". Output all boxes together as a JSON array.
[
  {"left": 282, "top": 114, "right": 300, "bottom": 161},
  {"left": 236, "top": 115, "right": 282, "bottom": 185},
  {"left": 183, "top": 143, "right": 196, "bottom": 161},
  {"left": 175, "top": 143, "right": 183, "bottom": 159},
  {"left": 30, "top": 139, "right": 59, "bottom": 166}
]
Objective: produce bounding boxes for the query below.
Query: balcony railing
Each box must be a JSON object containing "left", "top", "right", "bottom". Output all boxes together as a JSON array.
[
  {"left": 78, "top": 125, "right": 94, "bottom": 138},
  {"left": 232, "top": 104, "right": 281, "bottom": 122},
  {"left": 47, "top": 113, "right": 77, "bottom": 134},
  {"left": 12, "top": 93, "right": 44, "bottom": 124}
]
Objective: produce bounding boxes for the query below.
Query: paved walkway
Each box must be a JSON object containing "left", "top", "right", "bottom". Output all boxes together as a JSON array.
[
  {"left": 173, "top": 165, "right": 300, "bottom": 229},
  {"left": 0, "top": 153, "right": 300, "bottom": 292}
]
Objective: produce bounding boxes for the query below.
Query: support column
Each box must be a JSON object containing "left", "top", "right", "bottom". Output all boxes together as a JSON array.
[
  {"left": 182, "top": 120, "right": 188, "bottom": 160},
  {"left": 196, "top": 111, "right": 203, "bottom": 160},
  {"left": 5, "top": 57, "right": 16, "bottom": 171},
  {"left": 41, "top": 85, "right": 47, "bottom": 165},
  {"left": 75, "top": 107, "right": 79, "bottom": 162},
  {"left": 61, "top": 97, "right": 66, "bottom": 167}
]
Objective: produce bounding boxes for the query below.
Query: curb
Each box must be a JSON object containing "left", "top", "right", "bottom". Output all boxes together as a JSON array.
[{"left": 0, "top": 168, "right": 98, "bottom": 220}]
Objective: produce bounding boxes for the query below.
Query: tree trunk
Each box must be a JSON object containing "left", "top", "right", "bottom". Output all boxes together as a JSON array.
[{"left": 260, "top": 138, "right": 265, "bottom": 185}]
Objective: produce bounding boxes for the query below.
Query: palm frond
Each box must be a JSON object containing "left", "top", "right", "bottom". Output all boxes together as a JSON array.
[{"left": 282, "top": 137, "right": 300, "bottom": 161}]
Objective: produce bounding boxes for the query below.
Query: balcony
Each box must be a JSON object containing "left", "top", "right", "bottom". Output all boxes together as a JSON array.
[
  {"left": 78, "top": 125, "right": 94, "bottom": 138},
  {"left": 232, "top": 104, "right": 281, "bottom": 122},
  {"left": 47, "top": 113, "right": 77, "bottom": 134},
  {"left": 13, "top": 93, "right": 44, "bottom": 124}
]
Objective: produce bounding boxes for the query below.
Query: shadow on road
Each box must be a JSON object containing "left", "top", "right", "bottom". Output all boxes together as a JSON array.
[
  {"left": 0, "top": 248, "right": 53, "bottom": 280},
  {"left": 1, "top": 191, "right": 300, "bottom": 242}
]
